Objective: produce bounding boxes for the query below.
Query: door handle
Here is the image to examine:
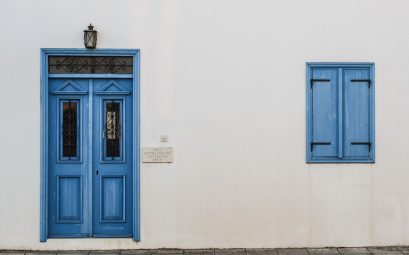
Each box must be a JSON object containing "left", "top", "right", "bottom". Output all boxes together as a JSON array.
[{"left": 96, "top": 170, "right": 99, "bottom": 176}]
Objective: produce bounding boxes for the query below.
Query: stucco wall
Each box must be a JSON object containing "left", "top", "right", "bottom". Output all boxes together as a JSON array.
[{"left": 1, "top": 0, "right": 409, "bottom": 250}]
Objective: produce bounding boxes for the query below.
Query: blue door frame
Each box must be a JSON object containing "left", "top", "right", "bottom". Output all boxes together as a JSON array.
[{"left": 40, "top": 49, "right": 140, "bottom": 241}]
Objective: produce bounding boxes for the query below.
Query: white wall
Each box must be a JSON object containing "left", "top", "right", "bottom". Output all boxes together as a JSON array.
[{"left": 1, "top": 0, "right": 409, "bottom": 250}]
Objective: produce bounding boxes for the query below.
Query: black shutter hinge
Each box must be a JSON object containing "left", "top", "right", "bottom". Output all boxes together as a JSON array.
[
  {"left": 351, "top": 79, "right": 371, "bottom": 88},
  {"left": 310, "top": 141, "right": 331, "bottom": 151},
  {"left": 310, "top": 79, "right": 331, "bottom": 89},
  {"left": 351, "top": 141, "right": 371, "bottom": 151}
]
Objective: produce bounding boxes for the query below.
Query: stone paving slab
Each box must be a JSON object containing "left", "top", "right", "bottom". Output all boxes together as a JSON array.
[
  {"left": 26, "top": 253, "right": 58, "bottom": 255},
  {"left": 338, "top": 248, "right": 371, "bottom": 254},
  {"left": 151, "top": 251, "right": 184, "bottom": 255},
  {"left": 215, "top": 250, "right": 245, "bottom": 255},
  {"left": 121, "top": 251, "right": 151, "bottom": 255},
  {"left": 246, "top": 249, "right": 277, "bottom": 255},
  {"left": 89, "top": 252, "right": 121, "bottom": 255},
  {"left": 276, "top": 248, "right": 309, "bottom": 255},
  {"left": 56, "top": 252, "right": 89, "bottom": 255},
  {"left": 308, "top": 248, "right": 340, "bottom": 254},
  {"left": 183, "top": 250, "right": 214, "bottom": 255},
  {"left": 397, "top": 247, "right": 409, "bottom": 254},
  {"left": 368, "top": 247, "right": 402, "bottom": 254},
  {"left": 57, "top": 253, "right": 88, "bottom": 255}
]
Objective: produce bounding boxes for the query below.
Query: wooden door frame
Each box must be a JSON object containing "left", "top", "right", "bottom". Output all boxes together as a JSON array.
[{"left": 40, "top": 48, "right": 140, "bottom": 241}]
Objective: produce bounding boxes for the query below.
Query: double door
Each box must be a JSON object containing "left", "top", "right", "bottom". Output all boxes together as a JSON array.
[{"left": 48, "top": 78, "right": 133, "bottom": 237}]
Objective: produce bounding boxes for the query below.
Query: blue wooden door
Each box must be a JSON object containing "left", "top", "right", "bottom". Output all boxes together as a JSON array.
[
  {"left": 48, "top": 78, "right": 133, "bottom": 237},
  {"left": 48, "top": 78, "right": 90, "bottom": 237},
  {"left": 92, "top": 78, "right": 133, "bottom": 237}
]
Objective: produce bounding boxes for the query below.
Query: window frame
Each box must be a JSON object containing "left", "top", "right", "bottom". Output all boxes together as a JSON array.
[
  {"left": 58, "top": 98, "right": 82, "bottom": 162},
  {"left": 306, "top": 62, "right": 375, "bottom": 163},
  {"left": 101, "top": 98, "right": 125, "bottom": 162}
]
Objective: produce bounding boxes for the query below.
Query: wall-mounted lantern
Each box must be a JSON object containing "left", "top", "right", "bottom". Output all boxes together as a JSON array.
[{"left": 84, "top": 24, "right": 97, "bottom": 49}]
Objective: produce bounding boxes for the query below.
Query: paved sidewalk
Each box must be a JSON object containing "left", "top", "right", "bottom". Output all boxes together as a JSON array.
[{"left": 2, "top": 247, "right": 409, "bottom": 255}]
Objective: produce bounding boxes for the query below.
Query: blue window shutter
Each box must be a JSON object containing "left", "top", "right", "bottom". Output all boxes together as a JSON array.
[
  {"left": 343, "top": 68, "right": 372, "bottom": 158},
  {"left": 311, "top": 68, "right": 339, "bottom": 158}
]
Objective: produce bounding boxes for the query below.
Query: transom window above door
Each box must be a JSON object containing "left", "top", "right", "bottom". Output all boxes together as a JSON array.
[{"left": 48, "top": 56, "right": 133, "bottom": 74}]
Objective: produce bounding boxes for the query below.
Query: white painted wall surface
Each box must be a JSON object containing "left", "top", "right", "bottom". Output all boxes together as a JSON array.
[{"left": 1, "top": 0, "right": 409, "bottom": 250}]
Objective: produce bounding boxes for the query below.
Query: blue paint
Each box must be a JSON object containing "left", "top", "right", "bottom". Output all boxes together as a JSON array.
[
  {"left": 51, "top": 80, "right": 89, "bottom": 95},
  {"left": 48, "top": 84, "right": 89, "bottom": 236},
  {"left": 306, "top": 63, "right": 375, "bottom": 163},
  {"left": 95, "top": 80, "right": 132, "bottom": 95},
  {"left": 92, "top": 80, "right": 133, "bottom": 236},
  {"left": 40, "top": 49, "right": 140, "bottom": 241},
  {"left": 132, "top": 51, "right": 141, "bottom": 242},
  {"left": 100, "top": 176, "right": 126, "bottom": 222},
  {"left": 57, "top": 176, "right": 83, "bottom": 223}
]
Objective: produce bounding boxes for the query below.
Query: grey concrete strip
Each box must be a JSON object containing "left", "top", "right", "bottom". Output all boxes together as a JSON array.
[
  {"left": 308, "top": 248, "right": 340, "bottom": 255},
  {"left": 57, "top": 252, "right": 89, "bottom": 255},
  {"left": 397, "top": 248, "right": 409, "bottom": 254},
  {"left": 0, "top": 253, "right": 26, "bottom": 255},
  {"left": 121, "top": 251, "right": 151, "bottom": 255},
  {"left": 338, "top": 248, "right": 371, "bottom": 254},
  {"left": 371, "top": 254, "right": 405, "bottom": 255},
  {"left": 184, "top": 250, "right": 214, "bottom": 255},
  {"left": 246, "top": 249, "right": 277, "bottom": 255},
  {"left": 338, "top": 254, "right": 372, "bottom": 255},
  {"left": 89, "top": 251, "right": 121, "bottom": 255},
  {"left": 151, "top": 250, "right": 183, "bottom": 255},
  {"left": 26, "top": 253, "right": 58, "bottom": 255},
  {"left": 149, "top": 251, "right": 183, "bottom": 255},
  {"left": 368, "top": 247, "right": 402, "bottom": 255},
  {"left": 276, "top": 249, "right": 309, "bottom": 255},
  {"left": 215, "top": 249, "right": 246, "bottom": 255}
]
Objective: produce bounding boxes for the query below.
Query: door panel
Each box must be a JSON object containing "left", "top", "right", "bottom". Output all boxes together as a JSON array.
[
  {"left": 92, "top": 79, "right": 133, "bottom": 236},
  {"left": 48, "top": 79, "right": 89, "bottom": 237},
  {"left": 57, "top": 176, "right": 82, "bottom": 223},
  {"left": 101, "top": 176, "right": 125, "bottom": 222}
]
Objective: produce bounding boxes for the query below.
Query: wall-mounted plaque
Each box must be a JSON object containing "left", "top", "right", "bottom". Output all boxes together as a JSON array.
[{"left": 142, "top": 147, "right": 173, "bottom": 163}]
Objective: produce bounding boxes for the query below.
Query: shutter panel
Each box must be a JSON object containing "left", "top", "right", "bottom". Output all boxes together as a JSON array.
[
  {"left": 343, "top": 68, "right": 371, "bottom": 158},
  {"left": 311, "top": 68, "right": 338, "bottom": 158}
]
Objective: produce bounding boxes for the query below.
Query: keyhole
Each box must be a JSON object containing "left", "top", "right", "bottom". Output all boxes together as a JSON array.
[{"left": 96, "top": 170, "right": 99, "bottom": 175}]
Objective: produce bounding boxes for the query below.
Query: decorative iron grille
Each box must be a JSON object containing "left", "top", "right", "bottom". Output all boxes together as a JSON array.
[
  {"left": 106, "top": 101, "right": 121, "bottom": 158},
  {"left": 62, "top": 101, "right": 78, "bottom": 158},
  {"left": 49, "top": 56, "right": 133, "bottom": 74}
]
